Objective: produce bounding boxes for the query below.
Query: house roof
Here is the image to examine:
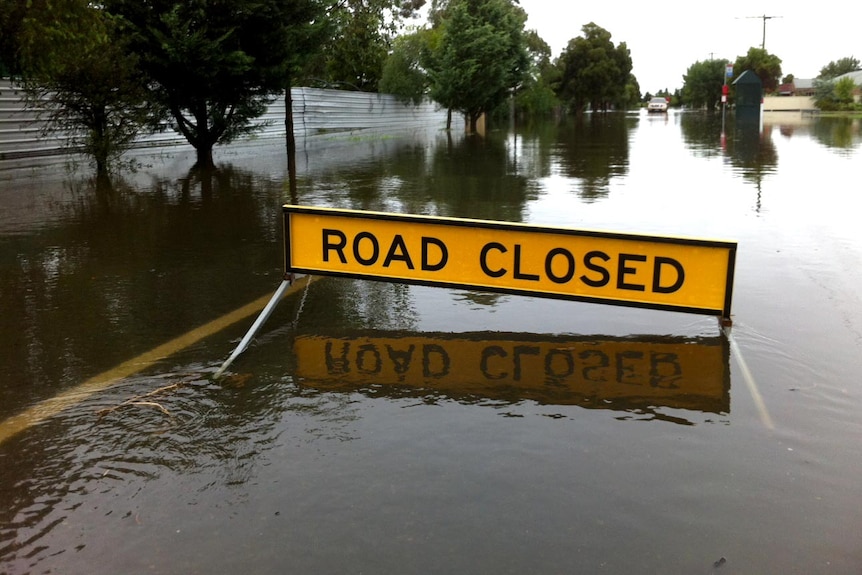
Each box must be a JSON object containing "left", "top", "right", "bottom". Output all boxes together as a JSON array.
[{"left": 834, "top": 70, "right": 862, "bottom": 85}]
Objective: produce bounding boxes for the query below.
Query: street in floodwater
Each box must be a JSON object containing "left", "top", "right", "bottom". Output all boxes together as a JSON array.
[{"left": 1, "top": 111, "right": 862, "bottom": 574}]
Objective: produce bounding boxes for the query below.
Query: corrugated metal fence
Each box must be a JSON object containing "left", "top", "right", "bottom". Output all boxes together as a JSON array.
[{"left": 0, "top": 80, "right": 455, "bottom": 160}]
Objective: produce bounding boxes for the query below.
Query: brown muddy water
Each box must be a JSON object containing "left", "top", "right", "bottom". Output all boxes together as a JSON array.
[{"left": 1, "top": 111, "right": 861, "bottom": 574}]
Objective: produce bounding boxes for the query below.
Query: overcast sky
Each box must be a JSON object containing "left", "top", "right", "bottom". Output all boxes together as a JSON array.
[{"left": 515, "top": 1, "right": 862, "bottom": 92}]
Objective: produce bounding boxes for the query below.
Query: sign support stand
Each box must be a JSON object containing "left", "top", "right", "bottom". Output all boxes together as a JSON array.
[{"left": 213, "top": 276, "right": 293, "bottom": 379}]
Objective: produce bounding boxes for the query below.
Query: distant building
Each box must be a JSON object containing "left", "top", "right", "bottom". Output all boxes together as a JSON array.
[
  {"left": 776, "top": 78, "right": 815, "bottom": 96},
  {"left": 834, "top": 70, "right": 862, "bottom": 84}
]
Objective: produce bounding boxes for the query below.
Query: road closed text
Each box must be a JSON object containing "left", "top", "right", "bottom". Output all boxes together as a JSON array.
[{"left": 284, "top": 206, "right": 736, "bottom": 317}]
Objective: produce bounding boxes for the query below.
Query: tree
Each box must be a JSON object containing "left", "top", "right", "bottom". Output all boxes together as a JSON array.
[
  {"left": 813, "top": 78, "right": 838, "bottom": 110},
  {"left": 818, "top": 57, "right": 861, "bottom": 80},
  {"left": 621, "top": 74, "right": 641, "bottom": 110},
  {"left": 321, "top": 1, "right": 390, "bottom": 90},
  {"left": 681, "top": 59, "right": 728, "bottom": 110},
  {"left": 18, "top": 0, "right": 159, "bottom": 178},
  {"left": 104, "top": 0, "right": 326, "bottom": 168},
  {"left": 733, "top": 47, "right": 782, "bottom": 94},
  {"left": 427, "top": 0, "right": 530, "bottom": 133},
  {"left": 379, "top": 29, "right": 434, "bottom": 104},
  {"left": 0, "top": 0, "right": 26, "bottom": 77},
  {"left": 833, "top": 76, "right": 857, "bottom": 105},
  {"left": 513, "top": 29, "right": 560, "bottom": 118},
  {"left": 554, "top": 23, "right": 633, "bottom": 113},
  {"left": 305, "top": 0, "right": 426, "bottom": 91}
]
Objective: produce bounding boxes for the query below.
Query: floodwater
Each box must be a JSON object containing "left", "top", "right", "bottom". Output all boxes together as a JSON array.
[{"left": 1, "top": 111, "right": 861, "bottom": 574}]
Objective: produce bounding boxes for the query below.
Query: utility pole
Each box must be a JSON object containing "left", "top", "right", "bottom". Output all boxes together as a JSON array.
[{"left": 744, "top": 14, "right": 782, "bottom": 50}]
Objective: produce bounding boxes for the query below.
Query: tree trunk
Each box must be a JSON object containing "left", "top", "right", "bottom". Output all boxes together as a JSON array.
[
  {"left": 196, "top": 146, "right": 215, "bottom": 170},
  {"left": 95, "top": 156, "right": 109, "bottom": 181},
  {"left": 469, "top": 112, "right": 480, "bottom": 134},
  {"left": 92, "top": 108, "right": 110, "bottom": 181},
  {"left": 285, "top": 85, "right": 298, "bottom": 203}
]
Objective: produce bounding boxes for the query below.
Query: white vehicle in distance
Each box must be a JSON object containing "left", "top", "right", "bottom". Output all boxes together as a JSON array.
[{"left": 647, "top": 97, "right": 669, "bottom": 113}]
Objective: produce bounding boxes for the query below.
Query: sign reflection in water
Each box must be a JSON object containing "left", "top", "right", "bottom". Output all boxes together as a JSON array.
[{"left": 294, "top": 332, "right": 730, "bottom": 419}]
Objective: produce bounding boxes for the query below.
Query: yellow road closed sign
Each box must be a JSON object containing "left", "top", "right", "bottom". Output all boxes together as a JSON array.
[{"left": 283, "top": 206, "right": 736, "bottom": 319}]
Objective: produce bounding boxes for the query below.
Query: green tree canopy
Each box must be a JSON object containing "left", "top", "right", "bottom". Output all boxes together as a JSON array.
[
  {"left": 554, "top": 23, "right": 633, "bottom": 113},
  {"left": 809, "top": 75, "right": 860, "bottom": 112},
  {"left": 833, "top": 76, "right": 857, "bottom": 104},
  {"left": 427, "top": 0, "right": 529, "bottom": 132},
  {"left": 733, "top": 47, "right": 782, "bottom": 94},
  {"left": 818, "top": 57, "right": 861, "bottom": 80},
  {"left": 18, "top": 0, "right": 159, "bottom": 177},
  {"left": 682, "top": 59, "right": 728, "bottom": 110},
  {"left": 305, "top": 0, "right": 426, "bottom": 91},
  {"left": 514, "top": 29, "right": 560, "bottom": 118},
  {"left": 622, "top": 74, "right": 641, "bottom": 109},
  {"left": 379, "top": 29, "right": 434, "bottom": 104},
  {"left": 104, "top": 0, "right": 326, "bottom": 168},
  {"left": 0, "top": 0, "right": 27, "bottom": 77}
]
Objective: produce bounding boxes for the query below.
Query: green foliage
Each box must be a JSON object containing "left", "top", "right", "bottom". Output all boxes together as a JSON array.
[
  {"left": 813, "top": 76, "right": 861, "bottom": 112},
  {"left": 554, "top": 23, "right": 634, "bottom": 113},
  {"left": 427, "top": 0, "right": 530, "bottom": 131},
  {"left": 515, "top": 80, "right": 558, "bottom": 119},
  {"left": 818, "top": 57, "right": 861, "bottom": 80},
  {"left": 733, "top": 47, "right": 782, "bottom": 94},
  {"left": 105, "top": 0, "right": 326, "bottom": 167},
  {"left": 0, "top": 0, "right": 27, "bottom": 76},
  {"left": 813, "top": 78, "right": 837, "bottom": 110},
  {"left": 323, "top": 1, "right": 389, "bottom": 90},
  {"left": 682, "top": 59, "right": 728, "bottom": 110},
  {"left": 379, "top": 31, "right": 432, "bottom": 104},
  {"left": 426, "top": 0, "right": 451, "bottom": 27},
  {"left": 834, "top": 76, "right": 857, "bottom": 103},
  {"left": 622, "top": 74, "right": 641, "bottom": 109},
  {"left": 513, "top": 29, "right": 560, "bottom": 118},
  {"left": 307, "top": 0, "right": 426, "bottom": 92},
  {"left": 18, "top": 0, "right": 160, "bottom": 176}
]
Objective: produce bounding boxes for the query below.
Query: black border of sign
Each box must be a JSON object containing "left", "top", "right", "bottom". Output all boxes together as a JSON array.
[{"left": 283, "top": 205, "right": 737, "bottom": 321}]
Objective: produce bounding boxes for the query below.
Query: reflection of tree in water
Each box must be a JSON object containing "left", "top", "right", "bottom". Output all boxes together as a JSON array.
[
  {"left": 423, "top": 132, "right": 534, "bottom": 222},
  {"left": 679, "top": 112, "right": 724, "bottom": 158},
  {"left": 0, "top": 164, "right": 286, "bottom": 419},
  {"left": 726, "top": 119, "right": 778, "bottom": 212},
  {"left": 677, "top": 112, "right": 780, "bottom": 211},
  {"left": 510, "top": 120, "right": 565, "bottom": 181},
  {"left": 301, "top": 131, "right": 534, "bottom": 224},
  {"left": 294, "top": 273, "right": 419, "bottom": 333},
  {"left": 552, "top": 113, "right": 633, "bottom": 202},
  {"left": 812, "top": 117, "right": 861, "bottom": 152}
]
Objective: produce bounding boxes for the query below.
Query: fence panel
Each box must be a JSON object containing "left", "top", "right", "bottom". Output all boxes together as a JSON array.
[{"left": 0, "top": 79, "right": 457, "bottom": 161}]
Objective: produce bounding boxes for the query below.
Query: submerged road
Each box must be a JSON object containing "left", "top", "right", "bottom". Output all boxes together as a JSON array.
[{"left": 0, "top": 275, "right": 313, "bottom": 445}]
